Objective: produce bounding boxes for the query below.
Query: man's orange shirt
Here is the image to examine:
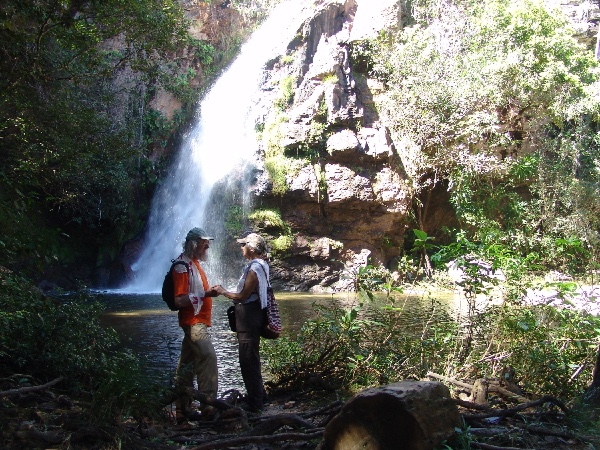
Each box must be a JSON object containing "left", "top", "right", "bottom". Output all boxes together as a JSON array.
[{"left": 173, "top": 259, "right": 212, "bottom": 327}]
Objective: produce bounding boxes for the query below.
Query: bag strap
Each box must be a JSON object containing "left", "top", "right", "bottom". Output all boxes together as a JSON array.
[
  {"left": 171, "top": 259, "right": 190, "bottom": 273},
  {"left": 171, "top": 259, "right": 191, "bottom": 291},
  {"left": 253, "top": 261, "right": 271, "bottom": 288}
]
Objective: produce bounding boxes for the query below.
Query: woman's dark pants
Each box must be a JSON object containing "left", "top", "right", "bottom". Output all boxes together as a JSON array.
[{"left": 235, "top": 300, "right": 266, "bottom": 411}]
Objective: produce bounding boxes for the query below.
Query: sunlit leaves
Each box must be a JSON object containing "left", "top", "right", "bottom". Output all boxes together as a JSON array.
[{"left": 374, "top": 0, "right": 598, "bottom": 185}]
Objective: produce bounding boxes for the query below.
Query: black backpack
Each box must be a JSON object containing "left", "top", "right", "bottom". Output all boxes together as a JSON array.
[{"left": 161, "top": 260, "right": 190, "bottom": 311}]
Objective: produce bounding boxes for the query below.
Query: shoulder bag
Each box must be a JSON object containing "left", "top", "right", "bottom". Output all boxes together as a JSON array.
[{"left": 256, "top": 264, "right": 282, "bottom": 339}]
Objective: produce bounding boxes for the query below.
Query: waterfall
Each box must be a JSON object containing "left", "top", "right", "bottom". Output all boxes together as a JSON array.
[{"left": 125, "top": 0, "right": 308, "bottom": 293}]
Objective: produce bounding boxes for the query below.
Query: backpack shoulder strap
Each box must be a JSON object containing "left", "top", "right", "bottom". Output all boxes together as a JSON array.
[{"left": 171, "top": 259, "right": 190, "bottom": 274}]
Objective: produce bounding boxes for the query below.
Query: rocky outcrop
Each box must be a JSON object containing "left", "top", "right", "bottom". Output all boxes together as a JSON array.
[
  {"left": 248, "top": 0, "right": 416, "bottom": 292},
  {"left": 237, "top": 0, "right": 600, "bottom": 292}
]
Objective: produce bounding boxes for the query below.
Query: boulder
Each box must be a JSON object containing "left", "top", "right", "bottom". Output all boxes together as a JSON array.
[{"left": 322, "top": 381, "right": 461, "bottom": 450}]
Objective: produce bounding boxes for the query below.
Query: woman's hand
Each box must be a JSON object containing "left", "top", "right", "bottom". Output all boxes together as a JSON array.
[{"left": 211, "top": 284, "right": 226, "bottom": 296}]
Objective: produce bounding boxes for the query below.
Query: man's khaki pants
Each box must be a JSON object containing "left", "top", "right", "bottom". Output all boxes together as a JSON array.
[{"left": 175, "top": 323, "right": 218, "bottom": 416}]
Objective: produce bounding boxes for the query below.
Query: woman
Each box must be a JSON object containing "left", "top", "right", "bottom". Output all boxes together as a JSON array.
[{"left": 213, "top": 233, "right": 269, "bottom": 412}]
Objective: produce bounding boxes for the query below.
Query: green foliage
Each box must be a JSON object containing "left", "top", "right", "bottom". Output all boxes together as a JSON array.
[
  {"left": 280, "top": 54, "right": 294, "bottom": 64},
  {"left": 264, "top": 292, "right": 600, "bottom": 402},
  {"left": 349, "top": 33, "right": 392, "bottom": 79},
  {"left": 0, "top": 273, "right": 170, "bottom": 422},
  {"left": 274, "top": 75, "right": 296, "bottom": 111},
  {"left": 230, "top": 0, "right": 281, "bottom": 23},
  {"left": 248, "top": 208, "right": 289, "bottom": 233},
  {"left": 371, "top": 0, "right": 600, "bottom": 271},
  {"left": 263, "top": 112, "right": 287, "bottom": 159},
  {"left": 0, "top": 0, "right": 197, "bottom": 270},
  {"left": 91, "top": 352, "right": 168, "bottom": 423},
  {"left": 163, "top": 67, "right": 198, "bottom": 103},
  {"left": 441, "top": 419, "right": 474, "bottom": 450},
  {"left": 190, "top": 37, "right": 215, "bottom": 67},
  {"left": 431, "top": 228, "right": 533, "bottom": 278},
  {"left": 488, "top": 304, "right": 600, "bottom": 398},
  {"left": 265, "top": 155, "right": 290, "bottom": 196},
  {"left": 0, "top": 273, "right": 111, "bottom": 383},
  {"left": 355, "top": 264, "right": 403, "bottom": 300},
  {"left": 377, "top": 0, "right": 598, "bottom": 163},
  {"left": 144, "top": 109, "right": 175, "bottom": 148},
  {"left": 270, "top": 235, "right": 294, "bottom": 256},
  {"left": 322, "top": 73, "right": 338, "bottom": 84},
  {"left": 394, "top": 255, "right": 424, "bottom": 283},
  {"left": 248, "top": 208, "right": 292, "bottom": 256},
  {"left": 225, "top": 205, "right": 245, "bottom": 236},
  {"left": 265, "top": 303, "right": 404, "bottom": 392}
]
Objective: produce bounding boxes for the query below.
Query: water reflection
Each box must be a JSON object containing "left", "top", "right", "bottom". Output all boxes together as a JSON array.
[
  {"left": 97, "top": 292, "right": 355, "bottom": 395},
  {"left": 97, "top": 290, "right": 454, "bottom": 396}
]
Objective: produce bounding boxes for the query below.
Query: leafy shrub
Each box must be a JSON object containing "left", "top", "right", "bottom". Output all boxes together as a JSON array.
[
  {"left": 264, "top": 300, "right": 457, "bottom": 394},
  {"left": 0, "top": 274, "right": 118, "bottom": 384},
  {"left": 0, "top": 272, "right": 165, "bottom": 422},
  {"left": 90, "top": 351, "right": 168, "bottom": 423},
  {"left": 248, "top": 209, "right": 289, "bottom": 233},
  {"left": 274, "top": 75, "right": 296, "bottom": 111},
  {"left": 225, "top": 205, "right": 245, "bottom": 236},
  {"left": 492, "top": 304, "right": 600, "bottom": 398},
  {"left": 264, "top": 293, "right": 600, "bottom": 402},
  {"left": 270, "top": 235, "right": 294, "bottom": 256}
]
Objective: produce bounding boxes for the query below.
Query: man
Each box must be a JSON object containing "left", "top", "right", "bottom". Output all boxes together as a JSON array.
[{"left": 172, "top": 227, "right": 218, "bottom": 423}]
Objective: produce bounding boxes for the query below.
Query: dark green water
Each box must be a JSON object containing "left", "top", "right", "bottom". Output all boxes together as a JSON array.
[{"left": 96, "top": 291, "right": 453, "bottom": 396}]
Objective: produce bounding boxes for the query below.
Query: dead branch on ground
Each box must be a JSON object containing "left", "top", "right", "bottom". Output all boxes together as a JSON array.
[
  {"left": 190, "top": 430, "right": 324, "bottom": 450},
  {"left": 0, "top": 377, "right": 63, "bottom": 396}
]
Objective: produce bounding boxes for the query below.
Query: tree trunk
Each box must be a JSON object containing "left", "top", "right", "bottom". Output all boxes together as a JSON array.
[{"left": 583, "top": 344, "right": 600, "bottom": 404}]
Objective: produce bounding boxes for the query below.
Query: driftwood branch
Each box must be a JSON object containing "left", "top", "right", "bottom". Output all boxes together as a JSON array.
[
  {"left": 427, "top": 371, "right": 528, "bottom": 402},
  {"left": 245, "top": 413, "right": 316, "bottom": 435},
  {"left": 190, "top": 429, "right": 324, "bottom": 450},
  {"left": 454, "top": 398, "right": 493, "bottom": 411},
  {"left": 472, "top": 443, "right": 534, "bottom": 450},
  {"left": 523, "top": 425, "right": 574, "bottom": 439},
  {"left": 0, "top": 377, "right": 63, "bottom": 397},
  {"left": 427, "top": 371, "right": 476, "bottom": 390},
  {"left": 463, "top": 395, "right": 568, "bottom": 420}
]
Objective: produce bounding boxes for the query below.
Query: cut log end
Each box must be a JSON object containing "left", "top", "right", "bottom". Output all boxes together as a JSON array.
[{"left": 322, "top": 381, "right": 461, "bottom": 450}]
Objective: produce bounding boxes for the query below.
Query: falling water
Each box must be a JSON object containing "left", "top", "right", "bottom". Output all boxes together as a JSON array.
[{"left": 126, "top": 0, "right": 309, "bottom": 293}]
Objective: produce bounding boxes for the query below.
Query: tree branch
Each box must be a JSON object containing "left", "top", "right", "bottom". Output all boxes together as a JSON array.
[{"left": 0, "top": 377, "right": 63, "bottom": 397}]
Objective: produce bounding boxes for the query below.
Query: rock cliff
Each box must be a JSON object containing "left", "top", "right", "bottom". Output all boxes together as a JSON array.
[{"left": 226, "top": 0, "right": 600, "bottom": 292}]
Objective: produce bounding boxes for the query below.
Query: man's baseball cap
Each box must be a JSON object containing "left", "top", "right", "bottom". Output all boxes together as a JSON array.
[{"left": 186, "top": 227, "right": 214, "bottom": 241}]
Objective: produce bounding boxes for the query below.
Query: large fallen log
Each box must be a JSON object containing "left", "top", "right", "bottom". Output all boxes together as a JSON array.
[{"left": 321, "top": 380, "right": 461, "bottom": 450}]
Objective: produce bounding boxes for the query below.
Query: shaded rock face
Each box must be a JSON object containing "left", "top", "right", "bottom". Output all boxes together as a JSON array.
[
  {"left": 248, "top": 0, "right": 424, "bottom": 292},
  {"left": 322, "top": 381, "right": 461, "bottom": 450}
]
